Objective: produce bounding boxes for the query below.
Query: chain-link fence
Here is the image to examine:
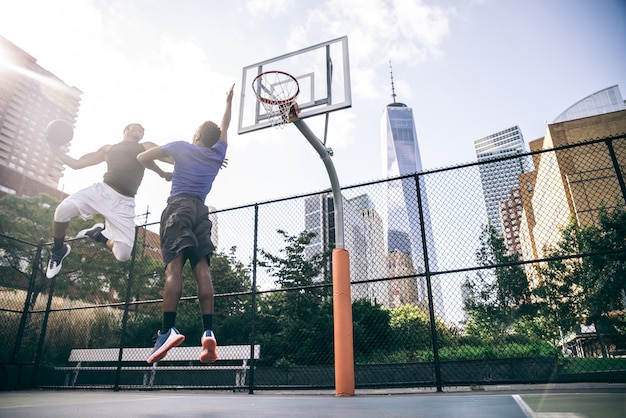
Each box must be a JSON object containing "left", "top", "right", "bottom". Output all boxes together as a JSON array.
[{"left": 1, "top": 135, "right": 625, "bottom": 392}]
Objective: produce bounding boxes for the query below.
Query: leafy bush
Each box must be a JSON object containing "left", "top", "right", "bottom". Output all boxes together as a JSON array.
[
  {"left": 559, "top": 357, "right": 626, "bottom": 374},
  {"left": 436, "top": 341, "right": 558, "bottom": 361}
]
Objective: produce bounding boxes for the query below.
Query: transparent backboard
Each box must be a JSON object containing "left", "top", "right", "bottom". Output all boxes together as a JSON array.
[{"left": 238, "top": 36, "right": 351, "bottom": 134}]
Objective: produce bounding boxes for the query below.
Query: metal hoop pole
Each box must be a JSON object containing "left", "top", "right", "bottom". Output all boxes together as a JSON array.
[
  {"left": 292, "top": 118, "right": 354, "bottom": 396},
  {"left": 292, "top": 120, "right": 344, "bottom": 248}
]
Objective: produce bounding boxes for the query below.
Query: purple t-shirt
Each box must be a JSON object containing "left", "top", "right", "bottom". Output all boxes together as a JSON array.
[{"left": 160, "top": 140, "right": 227, "bottom": 201}]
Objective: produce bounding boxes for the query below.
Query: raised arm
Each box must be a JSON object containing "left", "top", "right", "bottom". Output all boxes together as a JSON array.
[{"left": 220, "top": 84, "right": 235, "bottom": 145}]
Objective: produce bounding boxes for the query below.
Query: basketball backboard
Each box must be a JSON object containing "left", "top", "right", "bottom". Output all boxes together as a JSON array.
[{"left": 238, "top": 36, "right": 351, "bottom": 134}]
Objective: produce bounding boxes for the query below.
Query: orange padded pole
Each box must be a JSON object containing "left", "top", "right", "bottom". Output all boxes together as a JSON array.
[{"left": 332, "top": 248, "right": 354, "bottom": 396}]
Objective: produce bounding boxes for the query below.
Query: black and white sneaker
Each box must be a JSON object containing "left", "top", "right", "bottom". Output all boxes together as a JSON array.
[
  {"left": 75, "top": 223, "right": 105, "bottom": 241},
  {"left": 46, "top": 243, "right": 71, "bottom": 279}
]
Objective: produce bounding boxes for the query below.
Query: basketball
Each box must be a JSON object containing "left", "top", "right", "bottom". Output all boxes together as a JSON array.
[{"left": 45, "top": 119, "right": 74, "bottom": 146}]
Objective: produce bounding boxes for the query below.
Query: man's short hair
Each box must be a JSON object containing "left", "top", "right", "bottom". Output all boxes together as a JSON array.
[
  {"left": 197, "top": 121, "right": 221, "bottom": 147},
  {"left": 124, "top": 123, "right": 143, "bottom": 133}
]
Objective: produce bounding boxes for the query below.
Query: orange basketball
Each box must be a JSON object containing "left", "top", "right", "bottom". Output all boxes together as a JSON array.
[{"left": 45, "top": 119, "right": 74, "bottom": 146}]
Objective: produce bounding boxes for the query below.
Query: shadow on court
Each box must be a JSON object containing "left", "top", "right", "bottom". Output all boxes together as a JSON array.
[{"left": 0, "top": 384, "right": 624, "bottom": 418}]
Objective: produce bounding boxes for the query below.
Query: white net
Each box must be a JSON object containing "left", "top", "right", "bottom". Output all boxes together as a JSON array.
[{"left": 253, "top": 71, "right": 300, "bottom": 128}]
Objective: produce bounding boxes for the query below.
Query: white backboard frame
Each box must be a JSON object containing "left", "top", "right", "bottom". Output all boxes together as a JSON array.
[{"left": 238, "top": 36, "right": 351, "bottom": 134}]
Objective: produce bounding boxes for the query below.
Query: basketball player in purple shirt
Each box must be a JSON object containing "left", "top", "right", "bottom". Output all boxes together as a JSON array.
[{"left": 137, "top": 84, "right": 234, "bottom": 364}]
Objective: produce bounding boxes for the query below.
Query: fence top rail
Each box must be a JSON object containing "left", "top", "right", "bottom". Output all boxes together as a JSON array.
[{"left": 200, "top": 134, "right": 626, "bottom": 211}]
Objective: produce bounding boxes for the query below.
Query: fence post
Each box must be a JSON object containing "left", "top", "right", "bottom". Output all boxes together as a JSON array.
[
  {"left": 12, "top": 239, "right": 44, "bottom": 363},
  {"left": 605, "top": 137, "right": 626, "bottom": 205},
  {"left": 413, "top": 173, "right": 443, "bottom": 392},
  {"left": 31, "top": 248, "right": 59, "bottom": 387},
  {"left": 114, "top": 226, "right": 140, "bottom": 391},
  {"left": 248, "top": 204, "right": 259, "bottom": 394}
]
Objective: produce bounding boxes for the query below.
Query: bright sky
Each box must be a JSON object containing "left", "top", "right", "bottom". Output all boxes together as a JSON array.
[{"left": 1, "top": 0, "right": 625, "bottom": 226}]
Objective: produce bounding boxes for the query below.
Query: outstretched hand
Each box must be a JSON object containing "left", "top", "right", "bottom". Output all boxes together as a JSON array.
[{"left": 226, "top": 83, "right": 235, "bottom": 103}]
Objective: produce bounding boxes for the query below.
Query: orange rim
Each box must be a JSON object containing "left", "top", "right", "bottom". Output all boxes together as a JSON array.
[{"left": 252, "top": 70, "right": 300, "bottom": 105}]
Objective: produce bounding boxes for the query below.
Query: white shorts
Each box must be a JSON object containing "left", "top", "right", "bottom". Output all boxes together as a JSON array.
[{"left": 54, "top": 182, "right": 136, "bottom": 248}]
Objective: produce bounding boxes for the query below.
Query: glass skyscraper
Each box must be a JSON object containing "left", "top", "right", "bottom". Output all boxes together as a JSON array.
[
  {"left": 381, "top": 101, "right": 443, "bottom": 317},
  {"left": 474, "top": 126, "right": 532, "bottom": 234}
]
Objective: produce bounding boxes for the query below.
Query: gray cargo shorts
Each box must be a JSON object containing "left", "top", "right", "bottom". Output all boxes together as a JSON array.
[{"left": 160, "top": 194, "right": 215, "bottom": 268}]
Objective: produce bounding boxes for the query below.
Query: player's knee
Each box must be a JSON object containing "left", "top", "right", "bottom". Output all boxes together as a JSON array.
[
  {"left": 54, "top": 200, "right": 79, "bottom": 223},
  {"left": 112, "top": 243, "right": 132, "bottom": 262},
  {"left": 165, "top": 285, "right": 183, "bottom": 301}
]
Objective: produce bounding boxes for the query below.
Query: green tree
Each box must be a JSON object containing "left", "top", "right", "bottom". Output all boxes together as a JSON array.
[
  {"left": 352, "top": 299, "right": 391, "bottom": 362},
  {"left": 575, "top": 206, "right": 626, "bottom": 322},
  {"left": 463, "top": 222, "right": 531, "bottom": 341},
  {"left": 535, "top": 205, "right": 626, "bottom": 352},
  {"left": 211, "top": 247, "right": 252, "bottom": 314},
  {"left": 0, "top": 193, "right": 59, "bottom": 304},
  {"left": 385, "top": 304, "right": 454, "bottom": 360},
  {"left": 0, "top": 193, "right": 162, "bottom": 306},
  {"left": 210, "top": 247, "right": 254, "bottom": 345},
  {"left": 0, "top": 193, "right": 58, "bottom": 241},
  {"left": 255, "top": 230, "right": 333, "bottom": 366}
]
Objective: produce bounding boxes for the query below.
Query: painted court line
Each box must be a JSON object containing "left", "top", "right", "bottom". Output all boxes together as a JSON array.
[{"left": 513, "top": 394, "right": 536, "bottom": 418}]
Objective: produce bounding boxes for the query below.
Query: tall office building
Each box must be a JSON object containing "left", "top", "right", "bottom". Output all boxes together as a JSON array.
[
  {"left": 499, "top": 188, "right": 523, "bottom": 255},
  {"left": 474, "top": 126, "right": 532, "bottom": 234},
  {"left": 380, "top": 70, "right": 443, "bottom": 316},
  {"left": 302, "top": 193, "right": 335, "bottom": 284},
  {"left": 0, "top": 35, "right": 82, "bottom": 199},
  {"left": 304, "top": 193, "right": 389, "bottom": 297},
  {"left": 342, "top": 194, "right": 389, "bottom": 304},
  {"left": 303, "top": 193, "right": 335, "bottom": 262}
]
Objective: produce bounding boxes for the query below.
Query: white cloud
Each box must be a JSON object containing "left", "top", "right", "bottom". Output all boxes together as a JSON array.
[
  {"left": 246, "top": 0, "right": 295, "bottom": 17},
  {"left": 279, "top": 0, "right": 452, "bottom": 107},
  {"left": 289, "top": 0, "right": 451, "bottom": 65}
]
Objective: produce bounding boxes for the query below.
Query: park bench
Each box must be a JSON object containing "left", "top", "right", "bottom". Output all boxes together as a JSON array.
[{"left": 57, "top": 345, "right": 260, "bottom": 389}]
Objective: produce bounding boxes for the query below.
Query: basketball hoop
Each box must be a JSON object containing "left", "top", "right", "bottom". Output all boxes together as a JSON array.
[{"left": 252, "top": 70, "right": 300, "bottom": 128}]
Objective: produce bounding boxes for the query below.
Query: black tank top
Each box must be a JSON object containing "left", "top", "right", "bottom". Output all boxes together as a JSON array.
[{"left": 103, "top": 141, "right": 146, "bottom": 197}]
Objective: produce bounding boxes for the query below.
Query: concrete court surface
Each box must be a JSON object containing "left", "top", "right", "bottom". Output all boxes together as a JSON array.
[{"left": 0, "top": 384, "right": 624, "bottom": 418}]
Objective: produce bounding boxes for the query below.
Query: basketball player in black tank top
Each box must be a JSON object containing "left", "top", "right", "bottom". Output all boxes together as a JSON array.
[{"left": 46, "top": 123, "right": 173, "bottom": 279}]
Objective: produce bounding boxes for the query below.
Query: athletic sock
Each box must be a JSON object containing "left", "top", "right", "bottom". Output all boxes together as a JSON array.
[
  {"left": 93, "top": 230, "right": 108, "bottom": 244},
  {"left": 52, "top": 237, "right": 64, "bottom": 252},
  {"left": 162, "top": 312, "right": 177, "bottom": 331},
  {"left": 202, "top": 314, "right": 213, "bottom": 332}
]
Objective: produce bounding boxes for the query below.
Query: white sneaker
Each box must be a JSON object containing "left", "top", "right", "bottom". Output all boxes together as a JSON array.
[
  {"left": 200, "top": 330, "right": 218, "bottom": 363},
  {"left": 46, "top": 244, "right": 71, "bottom": 279}
]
